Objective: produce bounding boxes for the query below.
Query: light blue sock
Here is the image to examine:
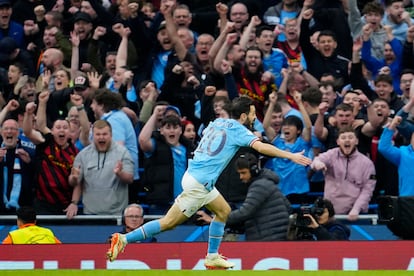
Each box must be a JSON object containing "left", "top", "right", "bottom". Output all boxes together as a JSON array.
[
  {"left": 125, "top": 220, "right": 161, "bottom": 243},
  {"left": 207, "top": 220, "right": 225, "bottom": 254}
]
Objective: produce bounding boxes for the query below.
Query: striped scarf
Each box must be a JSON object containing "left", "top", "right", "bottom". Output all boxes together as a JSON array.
[{"left": 2, "top": 146, "right": 22, "bottom": 209}]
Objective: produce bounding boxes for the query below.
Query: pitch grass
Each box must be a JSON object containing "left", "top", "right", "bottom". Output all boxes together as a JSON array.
[{"left": 0, "top": 271, "right": 412, "bottom": 276}]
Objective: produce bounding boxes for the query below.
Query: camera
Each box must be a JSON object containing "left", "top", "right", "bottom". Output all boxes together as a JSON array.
[{"left": 294, "top": 198, "right": 326, "bottom": 228}]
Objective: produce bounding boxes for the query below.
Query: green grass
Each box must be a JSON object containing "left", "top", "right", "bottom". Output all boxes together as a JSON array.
[{"left": 1, "top": 271, "right": 412, "bottom": 276}]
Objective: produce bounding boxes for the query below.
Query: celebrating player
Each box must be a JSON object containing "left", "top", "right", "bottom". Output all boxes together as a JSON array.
[{"left": 107, "top": 96, "right": 311, "bottom": 269}]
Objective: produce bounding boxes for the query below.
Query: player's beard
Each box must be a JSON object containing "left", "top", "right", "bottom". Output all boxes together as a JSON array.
[{"left": 244, "top": 117, "right": 255, "bottom": 131}]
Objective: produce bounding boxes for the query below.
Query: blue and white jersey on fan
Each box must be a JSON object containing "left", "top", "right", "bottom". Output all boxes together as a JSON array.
[{"left": 187, "top": 118, "right": 259, "bottom": 191}]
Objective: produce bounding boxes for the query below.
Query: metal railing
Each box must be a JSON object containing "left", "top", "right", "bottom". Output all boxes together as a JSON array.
[
  {"left": 0, "top": 214, "right": 380, "bottom": 225},
  {"left": 0, "top": 215, "right": 163, "bottom": 226}
]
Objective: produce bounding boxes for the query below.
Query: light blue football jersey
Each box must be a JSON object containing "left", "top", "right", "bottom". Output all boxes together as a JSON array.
[{"left": 187, "top": 118, "right": 259, "bottom": 191}]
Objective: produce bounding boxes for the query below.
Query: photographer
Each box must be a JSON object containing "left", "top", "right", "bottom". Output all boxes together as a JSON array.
[{"left": 295, "top": 198, "right": 351, "bottom": 241}]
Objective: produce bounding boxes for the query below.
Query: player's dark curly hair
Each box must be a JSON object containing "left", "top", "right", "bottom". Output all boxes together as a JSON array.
[{"left": 230, "top": 96, "right": 253, "bottom": 119}]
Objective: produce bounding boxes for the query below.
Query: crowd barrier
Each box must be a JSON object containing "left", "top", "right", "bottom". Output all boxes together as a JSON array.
[
  {"left": 0, "top": 214, "right": 380, "bottom": 225},
  {"left": 0, "top": 241, "right": 413, "bottom": 270}
]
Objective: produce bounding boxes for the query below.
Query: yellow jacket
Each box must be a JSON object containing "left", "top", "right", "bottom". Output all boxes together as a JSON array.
[{"left": 2, "top": 223, "right": 61, "bottom": 244}]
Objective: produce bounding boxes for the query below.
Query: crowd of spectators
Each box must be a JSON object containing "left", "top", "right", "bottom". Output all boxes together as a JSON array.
[{"left": 1, "top": 0, "right": 414, "bottom": 241}]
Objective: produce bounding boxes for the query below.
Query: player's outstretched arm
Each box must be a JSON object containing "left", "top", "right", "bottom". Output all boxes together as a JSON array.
[{"left": 252, "top": 141, "right": 311, "bottom": 166}]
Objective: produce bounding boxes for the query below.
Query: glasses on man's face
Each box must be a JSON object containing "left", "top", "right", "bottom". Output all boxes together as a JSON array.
[
  {"left": 125, "top": 215, "right": 143, "bottom": 219},
  {"left": 2, "top": 127, "right": 18, "bottom": 132},
  {"left": 197, "top": 41, "right": 213, "bottom": 47}
]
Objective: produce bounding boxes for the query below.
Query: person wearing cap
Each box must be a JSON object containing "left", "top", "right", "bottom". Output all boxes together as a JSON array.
[
  {"left": 80, "top": 0, "right": 114, "bottom": 30},
  {"left": 2, "top": 206, "right": 61, "bottom": 244},
  {"left": 72, "top": 11, "right": 95, "bottom": 67},
  {"left": 78, "top": 0, "right": 120, "bottom": 66},
  {"left": 0, "top": 0, "right": 24, "bottom": 48},
  {"left": 139, "top": 104, "right": 194, "bottom": 215},
  {"left": 164, "top": 105, "right": 182, "bottom": 118},
  {"left": 72, "top": 72, "right": 95, "bottom": 122}
]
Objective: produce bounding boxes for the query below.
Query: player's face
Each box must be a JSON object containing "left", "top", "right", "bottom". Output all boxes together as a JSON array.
[
  {"left": 93, "top": 126, "right": 112, "bottom": 152},
  {"left": 245, "top": 105, "right": 256, "bottom": 128},
  {"left": 336, "top": 131, "right": 358, "bottom": 156},
  {"left": 237, "top": 168, "right": 251, "bottom": 183}
]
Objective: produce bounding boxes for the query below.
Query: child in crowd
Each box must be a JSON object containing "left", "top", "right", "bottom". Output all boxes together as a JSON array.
[{"left": 265, "top": 91, "right": 312, "bottom": 203}]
